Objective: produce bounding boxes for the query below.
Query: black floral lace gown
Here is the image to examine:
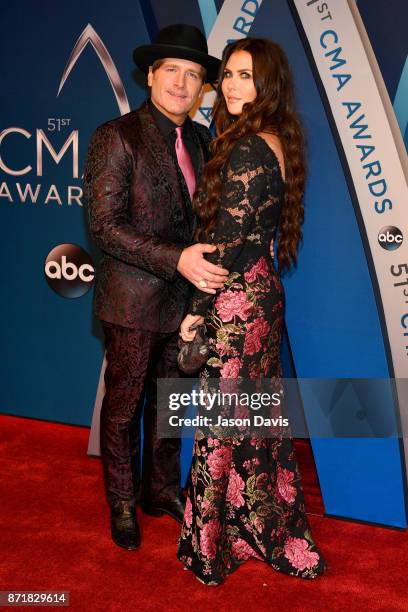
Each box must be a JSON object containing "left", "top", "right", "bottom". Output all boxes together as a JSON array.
[{"left": 177, "top": 135, "right": 326, "bottom": 584}]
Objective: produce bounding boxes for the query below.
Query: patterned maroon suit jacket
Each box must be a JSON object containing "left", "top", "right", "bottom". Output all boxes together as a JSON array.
[{"left": 84, "top": 101, "right": 212, "bottom": 332}]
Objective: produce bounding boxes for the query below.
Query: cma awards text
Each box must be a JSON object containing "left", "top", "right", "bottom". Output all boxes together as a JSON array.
[{"left": 0, "top": 124, "right": 83, "bottom": 207}]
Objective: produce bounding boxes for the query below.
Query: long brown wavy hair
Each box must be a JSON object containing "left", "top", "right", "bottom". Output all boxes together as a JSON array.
[{"left": 194, "top": 38, "right": 305, "bottom": 272}]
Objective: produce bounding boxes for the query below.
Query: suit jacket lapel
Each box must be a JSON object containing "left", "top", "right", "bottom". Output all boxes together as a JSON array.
[
  {"left": 138, "top": 101, "right": 185, "bottom": 215},
  {"left": 137, "top": 101, "right": 210, "bottom": 240}
]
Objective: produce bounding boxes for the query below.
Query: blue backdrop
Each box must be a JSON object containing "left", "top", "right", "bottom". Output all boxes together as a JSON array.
[
  {"left": 1, "top": 0, "right": 406, "bottom": 527},
  {"left": 1, "top": 1, "right": 149, "bottom": 424}
]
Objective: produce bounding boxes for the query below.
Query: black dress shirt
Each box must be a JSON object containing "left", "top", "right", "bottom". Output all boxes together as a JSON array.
[{"left": 149, "top": 100, "right": 200, "bottom": 178}]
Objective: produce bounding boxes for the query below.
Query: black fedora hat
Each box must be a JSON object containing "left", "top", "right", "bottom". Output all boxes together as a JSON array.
[{"left": 133, "top": 24, "right": 220, "bottom": 82}]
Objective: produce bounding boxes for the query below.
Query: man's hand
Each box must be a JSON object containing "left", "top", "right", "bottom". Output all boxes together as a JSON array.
[
  {"left": 177, "top": 244, "right": 229, "bottom": 294},
  {"left": 180, "top": 314, "right": 205, "bottom": 341}
]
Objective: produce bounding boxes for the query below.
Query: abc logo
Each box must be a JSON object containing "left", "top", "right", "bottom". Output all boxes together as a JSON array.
[
  {"left": 378, "top": 226, "right": 403, "bottom": 251},
  {"left": 45, "top": 244, "right": 95, "bottom": 298}
]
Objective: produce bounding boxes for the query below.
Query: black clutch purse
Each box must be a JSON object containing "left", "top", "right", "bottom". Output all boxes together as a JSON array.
[{"left": 177, "top": 323, "right": 210, "bottom": 375}]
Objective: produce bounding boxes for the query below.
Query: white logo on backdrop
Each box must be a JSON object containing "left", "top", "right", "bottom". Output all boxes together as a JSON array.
[{"left": 58, "top": 23, "right": 130, "bottom": 116}]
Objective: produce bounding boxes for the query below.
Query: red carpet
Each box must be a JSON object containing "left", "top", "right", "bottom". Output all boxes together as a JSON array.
[{"left": 0, "top": 414, "right": 407, "bottom": 611}]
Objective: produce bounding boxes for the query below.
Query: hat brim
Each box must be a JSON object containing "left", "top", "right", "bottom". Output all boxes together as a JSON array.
[{"left": 133, "top": 44, "right": 221, "bottom": 82}]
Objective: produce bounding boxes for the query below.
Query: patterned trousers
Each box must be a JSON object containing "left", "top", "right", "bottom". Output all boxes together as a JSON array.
[{"left": 100, "top": 322, "right": 181, "bottom": 508}]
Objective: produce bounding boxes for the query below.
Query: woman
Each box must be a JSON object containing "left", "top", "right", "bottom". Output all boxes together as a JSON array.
[{"left": 177, "top": 38, "right": 326, "bottom": 585}]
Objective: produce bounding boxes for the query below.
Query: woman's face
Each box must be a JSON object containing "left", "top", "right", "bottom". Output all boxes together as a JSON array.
[{"left": 221, "top": 50, "right": 257, "bottom": 115}]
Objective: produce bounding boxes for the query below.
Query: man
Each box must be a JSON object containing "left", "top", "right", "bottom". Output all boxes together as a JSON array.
[{"left": 84, "top": 24, "right": 228, "bottom": 551}]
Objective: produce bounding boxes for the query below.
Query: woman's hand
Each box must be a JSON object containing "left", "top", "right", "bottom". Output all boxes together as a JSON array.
[{"left": 180, "top": 314, "right": 205, "bottom": 342}]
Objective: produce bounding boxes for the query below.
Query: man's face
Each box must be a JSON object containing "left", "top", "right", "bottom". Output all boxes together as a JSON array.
[{"left": 148, "top": 58, "right": 204, "bottom": 124}]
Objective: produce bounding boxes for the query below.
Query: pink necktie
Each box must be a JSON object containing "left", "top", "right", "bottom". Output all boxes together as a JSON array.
[{"left": 175, "top": 126, "right": 196, "bottom": 200}]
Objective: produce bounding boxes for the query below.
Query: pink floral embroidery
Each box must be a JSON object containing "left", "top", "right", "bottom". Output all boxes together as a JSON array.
[
  {"left": 254, "top": 516, "right": 264, "bottom": 533},
  {"left": 277, "top": 467, "right": 297, "bottom": 504},
  {"left": 200, "top": 498, "right": 211, "bottom": 516},
  {"left": 201, "top": 519, "right": 222, "bottom": 560},
  {"left": 215, "top": 341, "right": 228, "bottom": 357},
  {"left": 175, "top": 148, "right": 326, "bottom": 581},
  {"left": 231, "top": 538, "right": 262, "bottom": 561},
  {"left": 215, "top": 290, "right": 253, "bottom": 322},
  {"left": 244, "top": 256, "right": 269, "bottom": 283},
  {"left": 184, "top": 496, "right": 193, "bottom": 528},
  {"left": 220, "top": 357, "right": 241, "bottom": 379},
  {"left": 207, "top": 446, "right": 232, "bottom": 480},
  {"left": 284, "top": 537, "right": 320, "bottom": 571},
  {"left": 243, "top": 317, "right": 270, "bottom": 356},
  {"left": 226, "top": 469, "right": 245, "bottom": 507}
]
